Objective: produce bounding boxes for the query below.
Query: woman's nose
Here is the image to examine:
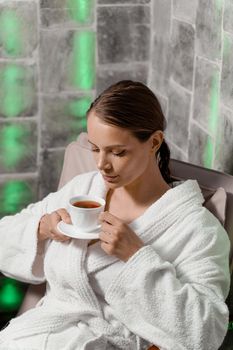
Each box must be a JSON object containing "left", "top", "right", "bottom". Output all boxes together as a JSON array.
[{"left": 97, "top": 154, "right": 111, "bottom": 171}]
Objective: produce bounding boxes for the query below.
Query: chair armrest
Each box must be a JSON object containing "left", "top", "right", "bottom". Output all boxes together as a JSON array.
[{"left": 17, "top": 283, "right": 46, "bottom": 316}]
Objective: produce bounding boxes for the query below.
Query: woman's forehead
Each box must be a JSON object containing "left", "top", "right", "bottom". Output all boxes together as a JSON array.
[
  {"left": 87, "top": 127, "right": 140, "bottom": 150},
  {"left": 87, "top": 113, "right": 132, "bottom": 138}
]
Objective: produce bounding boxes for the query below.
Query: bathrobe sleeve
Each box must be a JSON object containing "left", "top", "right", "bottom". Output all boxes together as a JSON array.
[
  {"left": 105, "top": 209, "right": 231, "bottom": 350},
  {"left": 0, "top": 173, "right": 88, "bottom": 285},
  {"left": 0, "top": 189, "right": 66, "bottom": 284}
]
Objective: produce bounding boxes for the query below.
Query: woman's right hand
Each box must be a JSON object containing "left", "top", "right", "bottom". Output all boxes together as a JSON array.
[{"left": 37, "top": 208, "right": 72, "bottom": 242}]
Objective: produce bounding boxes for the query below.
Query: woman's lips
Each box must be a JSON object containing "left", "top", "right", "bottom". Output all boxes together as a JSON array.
[{"left": 103, "top": 175, "right": 118, "bottom": 181}]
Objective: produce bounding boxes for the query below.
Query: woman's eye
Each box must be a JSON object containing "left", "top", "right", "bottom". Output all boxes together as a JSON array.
[
  {"left": 91, "top": 149, "right": 125, "bottom": 157},
  {"left": 113, "top": 151, "right": 125, "bottom": 157}
]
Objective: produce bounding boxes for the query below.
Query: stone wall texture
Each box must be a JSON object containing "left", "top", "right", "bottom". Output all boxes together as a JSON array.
[
  {"left": 0, "top": 0, "right": 233, "bottom": 205},
  {"left": 0, "top": 0, "right": 233, "bottom": 345}
]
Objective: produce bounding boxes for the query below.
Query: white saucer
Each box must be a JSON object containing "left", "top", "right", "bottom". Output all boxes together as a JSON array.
[{"left": 57, "top": 221, "right": 100, "bottom": 239}]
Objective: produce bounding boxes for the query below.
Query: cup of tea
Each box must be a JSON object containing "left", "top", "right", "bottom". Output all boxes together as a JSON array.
[{"left": 68, "top": 195, "right": 106, "bottom": 231}]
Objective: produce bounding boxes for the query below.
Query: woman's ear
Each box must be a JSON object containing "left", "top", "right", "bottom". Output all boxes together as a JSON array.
[{"left": 150, "top": 130, "right": 164, "bottom": 152}]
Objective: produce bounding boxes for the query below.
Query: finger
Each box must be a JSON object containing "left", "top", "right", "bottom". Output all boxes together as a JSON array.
[
  {"left": 99, "top": 211, "right": 120, "bottom": 226},
  {"left": 100, "top": 241, "right": 114, "bottom": 255},
  {"left": 101, "top": 221, "right": 114, "bottom": 231},
  {"left": 56, "top": 208, "right": 72, "bottom": 224},
  {"left": 99, "top": 230, "right": 112, "bottom": 243},
  {"left": 50, "top": 212, "right": 70, "bottom": 240},
  {"left": 50, "top": 211, "right": 62, "bottom": 231}
]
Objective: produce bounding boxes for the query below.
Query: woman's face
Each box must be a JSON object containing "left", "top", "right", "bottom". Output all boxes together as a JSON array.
[{"left": 87, "top": 111, "right": 163, "bottom": 188}]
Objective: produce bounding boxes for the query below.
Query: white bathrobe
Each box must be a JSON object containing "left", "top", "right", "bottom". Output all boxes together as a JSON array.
[{"left": 0, "top": 170, "right": 231, "bottom": 350}]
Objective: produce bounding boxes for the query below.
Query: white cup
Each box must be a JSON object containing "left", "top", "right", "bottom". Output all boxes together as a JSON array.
[{"left": 68, "top": 195, "right": 106, "bottom": 232}]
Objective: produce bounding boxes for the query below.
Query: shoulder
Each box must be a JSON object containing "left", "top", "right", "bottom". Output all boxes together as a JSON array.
[
  {"left": 171, "top": 179, "right": 230, "bottom": 246},
  {"left": 178, "top": 205, "right": 231, "bottom": 261},
  {"left": 200, "top": 207, "right": 231, "bottom": 249}
]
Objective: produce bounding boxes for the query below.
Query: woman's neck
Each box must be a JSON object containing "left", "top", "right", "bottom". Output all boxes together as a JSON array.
[{"left": 111, "top": 169, "right": 171, "bottom": 208}]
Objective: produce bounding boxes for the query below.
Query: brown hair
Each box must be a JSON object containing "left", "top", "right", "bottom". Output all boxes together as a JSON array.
[{"left": 86, "top": 80, "right": 172, "bottom": 184}]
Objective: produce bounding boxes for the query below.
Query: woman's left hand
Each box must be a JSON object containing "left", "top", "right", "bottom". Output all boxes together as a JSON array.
[{"left": 98, "top": 211, "right": 145, "bottom": 262}]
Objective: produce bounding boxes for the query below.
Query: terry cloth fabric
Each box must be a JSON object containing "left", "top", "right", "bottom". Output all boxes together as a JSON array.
[{"left": 0, "top": 170, "right": 231, "bottom": 350}]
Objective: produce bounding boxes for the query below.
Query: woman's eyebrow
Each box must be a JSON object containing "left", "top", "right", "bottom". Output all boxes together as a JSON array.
[{"left": 87, "top": 140, "right": 127, "bottom": 148}]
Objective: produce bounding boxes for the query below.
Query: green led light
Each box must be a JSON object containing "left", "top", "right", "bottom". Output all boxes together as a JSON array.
[
  {"left": 69, "top": 31, "right": 95, "bottom": 90},
  {"left": 67, "top": 97, "right": 92, "bottom": 142},
  {"left": 203, "top": 135, "right": 214, "bottom": 169},
  {"left": 223, "top": 34, "right": 231, "bottom": 59},
  {"left": 208, "top": 72, "right": 219, "bottom": 135},
  {"left": 67, "top": 0, "right": 93, "bottom": 23},
  {"left": 0, "top": 65, "right": 28, "bottom": 117},
  {"left": 214, "top": 34, "right": 231, "bottom": 166},
  {"left": 215, "top": 0, "right": 223, "bottom": 12},
  {"left": 1, "top": 181, "right": 32, "bottom": 215},
  {"left": 69, "top": 117, "right": 87, "bottom": 135},
  {"left": 203, "top": 71, "right": 220, "bottom": 169},
  {"left": 68, "top": 97, "right": 92, "bottom": 118},
  {"left": 0, "top": 9, "right": 22, "bottom": 56},
  {"left": 1, "top": 124, "right": 28, "bottom": 169},
  {"left": 0, "top": 279, "right": 23, "bottom": 311}
]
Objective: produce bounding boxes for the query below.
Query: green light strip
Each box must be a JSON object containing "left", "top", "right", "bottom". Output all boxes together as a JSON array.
[
  {"left": 203, "top": 135, "right": 215, "bottom": 169},
  {"left": 68, "top": 96, "right": 92, "bottom": 117},
  {"left": 69, "top": 96, "right": 92, "bottom": 130},
  {"left": 1, "top": 124, "right": 28, "bottom": 170},
  {"left": 215, "top": 0, "right": 223, "bottom": 12},
  {"left": 0, "top": 9, "right": 22, "bottom": 56},
  {"left": 0, "top": 279, "right": 23, "bottom": 311},
  {"left": 67, "top": 0, "right": 93, "bottom": 23},
  {"left": 0, "top": 65, "right": 27, "bottom": 118},
  {"left": 214, "top": 34, "right": 231, "bottom": 166},
  {"left": 223, "top": 33, "right": 231, "bottom": 58},
  {"left": 203, "top": 0, "right": 223, "bottom": 168},
  {"left": 1, "top": 181, "right": 32, "bottom": 215},
  {"left": 203, "top": 71, "right": 220, "bottom": 169},
  {"left": 66, "top": 0, "right": 95, "bottom": 131},
  {"left": 70, "top": 31, "right": 95, "bottom": 90}
]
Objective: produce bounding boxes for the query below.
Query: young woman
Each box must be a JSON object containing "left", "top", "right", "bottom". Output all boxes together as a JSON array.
[{"left": 0, "top": 80, "right": 231, "bottom": 350}]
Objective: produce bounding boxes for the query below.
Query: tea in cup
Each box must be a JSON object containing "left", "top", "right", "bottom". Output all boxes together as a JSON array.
[{"left": 68, "top": 195, "right": 105, "bottom": 231}]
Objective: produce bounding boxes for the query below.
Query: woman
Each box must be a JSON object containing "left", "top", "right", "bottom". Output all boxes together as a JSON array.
[{"left": 0, "top": 80, "right": 231, "bottom": 350}]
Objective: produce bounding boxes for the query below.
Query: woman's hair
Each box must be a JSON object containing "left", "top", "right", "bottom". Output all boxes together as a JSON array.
[{"left": 86, "top": 80, "right": 172, "bottom": 184}]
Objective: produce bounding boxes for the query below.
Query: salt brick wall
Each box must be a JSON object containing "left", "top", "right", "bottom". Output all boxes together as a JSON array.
[{"left": 0, "top": 0, "right": 232, "bottom": 201}]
